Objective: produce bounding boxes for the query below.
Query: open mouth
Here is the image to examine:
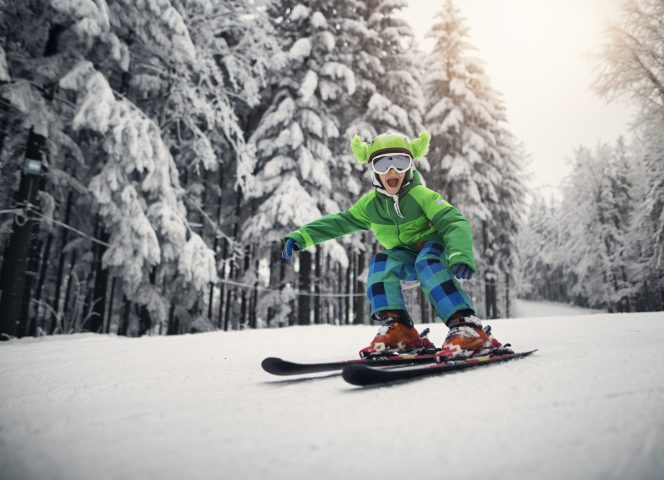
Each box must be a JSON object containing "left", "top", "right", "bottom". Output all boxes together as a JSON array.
[{"left": 386, "top": 178, "right": 399, "bottom": 188}]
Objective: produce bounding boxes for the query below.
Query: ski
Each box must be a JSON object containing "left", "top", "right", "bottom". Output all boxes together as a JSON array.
[
  {"left": 261, "top": 352, "right": 439, "bottom": 376},
  {"left": 342, "top": 349, "right": 538, "bottom": 386}
]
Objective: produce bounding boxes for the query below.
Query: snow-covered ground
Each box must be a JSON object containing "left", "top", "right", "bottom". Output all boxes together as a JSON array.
[
  {"left": 513, "top": 298, "right": 605, "bottom": 317},
  {"left": 2, "top": 308, "right": 664, "bottom": 480}
]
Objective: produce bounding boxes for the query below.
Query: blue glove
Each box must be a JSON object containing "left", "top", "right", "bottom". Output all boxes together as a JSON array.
[
  {"left": 451, "top": 264, "right": 473, "bottom": 280},
  {"left": 281, "top": 239, "right": 299, "bottom": 260}
]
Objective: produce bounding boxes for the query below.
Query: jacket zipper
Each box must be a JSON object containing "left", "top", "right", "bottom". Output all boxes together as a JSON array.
[{"left": 385, "top": 197, "right": 403, "bottom": 246}]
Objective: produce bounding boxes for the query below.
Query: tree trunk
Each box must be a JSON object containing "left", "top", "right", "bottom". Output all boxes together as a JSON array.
[
  {"left": 105, "top": 276, "right": 116, "bottom": 333},
  {"left": 19, "top": 219, "right": 44, "bottom": 337},
  {"left": 207, "top": 183, "right": 223, "bottom": 322},
  {"left": 224, "top": 188, "right": 243, "bottom": 331},
  {"left": 505, "top": 273, "right": 511, "bottom": 318},
  {"left": 337, "top": 262, "right": 343, "bottom": 325},
  {"left": 217, "top": 239, "right": 228, "bottom": 329},
  {"left": 223, "top": 260, "right": 235, "bottom": 331},
  {"left": 267, "top": 242, "right": 280, "bottom": 326},
  {"left": 297, "top": 251, "right": 312, "bottom": 325},
  {"left": 88, "top": 230, "right": 110, "bottom": 333},
  {"left": 167, "top": 302, "right": 178, "bottom": 335},
  {"left": 0, "top": 25, "right": 63, "bottom": 337},
  {"left": 81, "top": 220, "right": 100, "bottom": 329},
  {"left": 61, "top": 251, "right": 77, "bottom": 333},
  {"left": 32, "top": 231, "right": 54, "bottom": 333},
  {"left": 353, "top": 249, "right": 365, "bottom": 324},
  {"left": 118, "top": 295, "right": 131, "bottom": 336},
  {"left": 51, "top": 190, "right": 73, "bottom": 328},
  {"left": 241, "top": 244, "right": 251, "bottom": 328},
  {"left": 279, "top": 250, "right": 288, "bottom": 327},
  {"left": 345, "top": 252, "right": 353, "bottom": 325},
  {"left": 137, "top": 268, "right": 156, "bottom": 336},
  {"left": 314, "top": 247, "right": 321, "bottom": 324},
  {"left": 0, "top": 128, "right": 47, "bottom": 337},
  {"left": 250, "top": 254, "right": 259, "bottom": 328}
]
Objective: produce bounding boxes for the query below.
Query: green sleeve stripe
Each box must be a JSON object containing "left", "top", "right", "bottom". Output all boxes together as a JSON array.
[
  {"left": 297, "top": 228, "right": 315, "bottom": 249},
  {"left": 447, "top": 251, "right": 463, "bottom": 261}
]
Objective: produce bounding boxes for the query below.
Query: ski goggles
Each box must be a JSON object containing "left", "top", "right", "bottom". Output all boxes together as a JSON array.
[{"left": 371, "top": 154, "right": 413, "bottom": 175}]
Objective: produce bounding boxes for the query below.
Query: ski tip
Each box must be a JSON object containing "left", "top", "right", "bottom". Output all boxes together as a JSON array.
[
  {"left": 261, "top": 357, "right": 286, "bottom": 375},
  {"left": 341, "top": 364, "right": 379, "bottom": 387}
]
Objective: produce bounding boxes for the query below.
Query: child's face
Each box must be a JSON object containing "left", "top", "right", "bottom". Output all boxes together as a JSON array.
[{"left": 379, "top": 169, "right": 407, "bottom": 195}]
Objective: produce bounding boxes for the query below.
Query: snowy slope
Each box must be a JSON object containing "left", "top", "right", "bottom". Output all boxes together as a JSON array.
[
  {"left": 513, "top": 298, "right": 605, "bottom": 318},
  {"left": 1, "top": 311, "right": 663, "bottom": 480}
]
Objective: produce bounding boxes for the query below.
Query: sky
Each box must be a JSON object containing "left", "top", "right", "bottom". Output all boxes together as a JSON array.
[{"left": 400, "top": 0, "right": 636, "bottom": 195}]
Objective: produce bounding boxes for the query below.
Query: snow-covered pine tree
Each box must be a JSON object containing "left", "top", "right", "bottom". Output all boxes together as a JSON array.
[
  {"left": 632, "top": 116, "right": 664, "bottom": 310},
  {"left": 59, "top": 57, "right": 217, "bottom": 329},
  {"left": 130, "top": 0, "right": 280, "bottom": 330},
  {"left": 518, "top": 194, "right": 563, "bottom": 301},
  {"left": 2, "top": 0, "right": 219, "bottom": 334},
  {"left": 423, "top": 0, "right": 523, "bottom": 317},
  {"left": 342, "top": 0, "right": 424, "bottom": 139},
  {"left": 423, "top": 0, "right": 502, "bottom": 223},
  {"left": 593, "top": 141, "right": 635, "bottom": 310},
  {"left": 523, "top": 139, "right": 652, "bottom": 311},
  {"left": 245, "top": 1, "right": 356, "bottom": 326},
  {"left": 593, "top": 0, "right": 664, "bottom": 310},
  {"left": 490, "top": 132, "right": 527, "bottom": 316},
  {"left": 557, "top": 146, "right": 607, "bottom": 307},
  {"left": 0, "top": 0, "right": 102, "bottom": 335},
  {"left": 607, "top": 137, "right": 639, "bottom": 311}
]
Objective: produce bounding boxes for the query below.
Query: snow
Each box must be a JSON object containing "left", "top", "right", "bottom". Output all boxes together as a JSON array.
[
  {"left": 178, "top": 233, "right": 218, "bottom": 290},
  {"left": 0, "top": 45, "right": 9, "bottom": 81},
  {"left": 298, "top": 70, "right": 318, "bottom": 103},
  {"left": 289, "top": 4, "right": 310, "bottom": 22},
  {"left": 288, "top": 38, "right": 312, "bottom": 61},
  {"left": 1, "top": 307, "right": 663, "bottom": 480},
  {"left": 310, "top": 11, "right": 327, "bottom": 29},
  {"left": 514, "top": 299, "right": 605, "bottom": 318}
]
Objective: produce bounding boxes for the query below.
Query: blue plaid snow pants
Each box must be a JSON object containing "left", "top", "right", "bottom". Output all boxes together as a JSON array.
[{"left": 367, "top": 241, "right": 475, "bottom": 325}]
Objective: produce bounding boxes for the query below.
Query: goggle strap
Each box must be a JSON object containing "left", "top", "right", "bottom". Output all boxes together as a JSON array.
[{"left": 371, "top": 152, "right": 413, "bottom": 161}]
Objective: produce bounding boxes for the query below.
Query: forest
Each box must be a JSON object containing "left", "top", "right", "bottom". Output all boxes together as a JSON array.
[
  {"left": 0, "top": 0, "right": 662, "bottom": 338},
  {"left": 519, "top": 0, "right": 664, "bottom": 313}
]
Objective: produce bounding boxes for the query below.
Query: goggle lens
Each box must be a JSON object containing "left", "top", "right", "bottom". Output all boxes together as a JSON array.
[{"left": 371, "top": 155, "right": 412, "bottom": 174}]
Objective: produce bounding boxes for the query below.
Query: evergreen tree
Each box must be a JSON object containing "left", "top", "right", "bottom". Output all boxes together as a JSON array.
[
  {"left": 244, "top": 1, "right": 357, "bottom": 325},
  {"left": 423, "top": 0, "right": 502, "bottom": 223},
  {"left": 593, "top": 0, "right": 664, "bottom": 310},
  {"left": 423, "top": 0, "right": 525, "bottom": 317},
  {"left": 348, "top": 0, "right": 425, "bottom": 138},
  {"left": 518, "top": 194, "right": 565, "bottom": 301}
]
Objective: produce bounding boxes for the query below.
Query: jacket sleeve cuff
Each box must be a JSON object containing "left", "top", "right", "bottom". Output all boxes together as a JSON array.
[
  {"left": 446, "top": 251, "right": 476, "bottom": 272},
  {"left": 284, "top": 231, "right": 309, "bottom": 250}
]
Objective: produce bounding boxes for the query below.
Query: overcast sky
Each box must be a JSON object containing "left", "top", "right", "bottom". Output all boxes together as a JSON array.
[{"left": 400, "top": 0, "right": 635, "bottom": 195}]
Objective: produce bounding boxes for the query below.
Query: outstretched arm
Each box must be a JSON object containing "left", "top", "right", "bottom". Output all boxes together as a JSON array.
[{"left": 284, "top": 192, "right": 373, "bottom": 250}]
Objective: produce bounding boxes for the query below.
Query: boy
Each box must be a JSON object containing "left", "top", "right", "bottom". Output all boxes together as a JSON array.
[{"left": 281, "top": 131, "right": 507, "bottom": 360}]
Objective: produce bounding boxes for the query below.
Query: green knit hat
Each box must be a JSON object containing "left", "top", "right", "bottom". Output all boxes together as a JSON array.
[{"left": 350, "top": 131, "right": 431, "bottom": 164}]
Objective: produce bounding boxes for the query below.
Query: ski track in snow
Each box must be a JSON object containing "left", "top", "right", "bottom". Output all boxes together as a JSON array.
[{"left": 1, "top": 310, "right": 664, "bottom": 480}]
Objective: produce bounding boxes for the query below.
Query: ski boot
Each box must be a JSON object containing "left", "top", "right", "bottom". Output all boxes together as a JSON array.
[
  {"left": 436, "top": 313, "right": 512, "bottom": 361},
  {"left": 359, "top": 310, "right": 434, "bottom": 358}
]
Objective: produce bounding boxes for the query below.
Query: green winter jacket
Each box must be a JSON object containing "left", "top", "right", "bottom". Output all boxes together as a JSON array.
[{"left": 284, "top": 170, "right": 476, "bottom": 271}]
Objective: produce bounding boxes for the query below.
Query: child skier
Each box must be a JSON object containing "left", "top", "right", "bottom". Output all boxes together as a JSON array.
[{"left": 281, "top": 131, "right": 507, "bottom": 360}]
